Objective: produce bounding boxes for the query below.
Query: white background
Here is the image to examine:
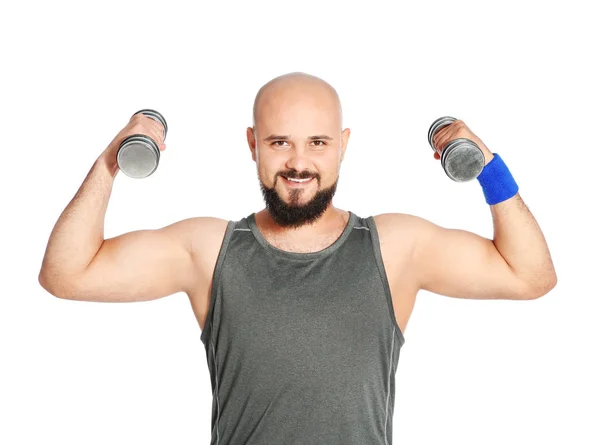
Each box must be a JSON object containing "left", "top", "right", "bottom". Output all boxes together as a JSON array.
[{"left": 1, "top": 1, "right": 597, "bottom": 444}]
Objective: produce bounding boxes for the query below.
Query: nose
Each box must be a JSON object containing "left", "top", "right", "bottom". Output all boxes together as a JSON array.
[{"left": 284, "top": 148, "right": 315, "bottom": 176}]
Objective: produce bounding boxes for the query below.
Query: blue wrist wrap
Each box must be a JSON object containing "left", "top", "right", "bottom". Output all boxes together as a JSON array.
[{"left": 476, "top": 153, "right": 519, "bottom": 205}]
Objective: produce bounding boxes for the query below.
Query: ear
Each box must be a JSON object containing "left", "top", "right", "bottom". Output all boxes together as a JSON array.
[
  {"left": 246, "top": 127, "right": 257, "bottom": 161},
  {"left": 340, "top": 128, "right": 351, "bottom": 162}
]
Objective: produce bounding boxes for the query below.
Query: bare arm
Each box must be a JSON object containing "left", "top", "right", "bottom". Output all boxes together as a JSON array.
[
  {"left": 408, "top": 120, "right": 558, "bottom": 300},
  {"left": 407, "top": 194, "right": 557, "bottom": 300},
  {"left": 38, "top": 155, "right": 118, "bottom": 296},
  {"left": 37, "top": 113, "right": 207, "bottom": 301},
  {"left": 52, "top": 217, "right": 211, "bottom": 302},
  {"left": 487, "top": 192, "right": 556, "bottom": 294}
]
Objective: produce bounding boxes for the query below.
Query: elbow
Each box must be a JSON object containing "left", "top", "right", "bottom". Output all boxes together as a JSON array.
[
  {"left": 38, "top": 269, "right": 78, "bottom": 299},
  {"left": 521, "top": 273, "right": 558, "bottom": 300}
]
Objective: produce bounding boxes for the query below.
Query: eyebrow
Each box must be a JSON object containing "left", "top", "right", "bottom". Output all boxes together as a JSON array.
[{"left": 263, "top": 134, "right": 334, "bottom": 142}]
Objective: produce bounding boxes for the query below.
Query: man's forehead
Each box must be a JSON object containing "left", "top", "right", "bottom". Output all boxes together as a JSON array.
[
  {"left": 258, "top": 103, "right": 339, "bottom": 135},
  {"left": 260, "top": 85, "right": 336, "bottom": 111}
]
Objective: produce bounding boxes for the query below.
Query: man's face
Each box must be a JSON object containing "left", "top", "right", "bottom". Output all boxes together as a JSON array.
[{"left": 247, "top": 83, "right": 349, "bottom": 229}]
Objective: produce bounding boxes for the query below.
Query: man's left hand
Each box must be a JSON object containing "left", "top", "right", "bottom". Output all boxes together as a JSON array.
[{"left": 431, "top": 120, "right": 495, "bottom": 165}]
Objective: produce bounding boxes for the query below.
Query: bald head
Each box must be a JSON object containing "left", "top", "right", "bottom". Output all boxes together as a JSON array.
[{"left": 252, "top": 72, "right": 343, "bottom": 131}]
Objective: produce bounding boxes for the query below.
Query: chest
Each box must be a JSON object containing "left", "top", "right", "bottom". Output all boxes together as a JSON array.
[
  {"left": 262, "top": 236, "right": 345, "bottom": 254},
  {"left": 190, "top": 217, "right": 418, "bottom": 335}
]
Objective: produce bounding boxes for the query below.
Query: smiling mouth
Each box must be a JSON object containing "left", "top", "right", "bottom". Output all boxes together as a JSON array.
[{"left": 282, "top": 176, "right": 315, "bottom": 186}]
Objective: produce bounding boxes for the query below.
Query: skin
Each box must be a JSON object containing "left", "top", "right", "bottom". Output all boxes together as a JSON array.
[
  {"left": 38, "top": 71, "right": 558, "bottom": 338},
  {"left": 246, "top": 72, "right": 351, "bottom": 240}
]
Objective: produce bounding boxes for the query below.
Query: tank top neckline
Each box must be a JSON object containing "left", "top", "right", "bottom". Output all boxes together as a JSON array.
[{"left": 247, "top": 211, "right": 358, "bottom": 260}]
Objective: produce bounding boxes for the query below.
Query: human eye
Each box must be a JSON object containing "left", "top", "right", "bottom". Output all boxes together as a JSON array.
[
  {"left": 271, "top": 141, "right": 288, "bottom": 147},
  {"left": 312, "top": 140, "right": 327, "bottom": 148}
]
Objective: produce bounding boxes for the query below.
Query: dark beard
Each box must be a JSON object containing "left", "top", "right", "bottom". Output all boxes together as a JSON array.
[{"left": 258, "top": 173, "right": 339, "bottom": 229}]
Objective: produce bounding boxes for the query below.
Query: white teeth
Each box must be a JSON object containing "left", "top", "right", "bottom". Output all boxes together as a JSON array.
[{"left": 286, "top": 177, "right": 311, "bottom": 183}]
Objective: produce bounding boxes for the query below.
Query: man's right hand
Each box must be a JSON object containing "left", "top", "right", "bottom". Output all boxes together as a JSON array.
[{"left": 100, "top": 112, "right": 167, "bottom": 175}]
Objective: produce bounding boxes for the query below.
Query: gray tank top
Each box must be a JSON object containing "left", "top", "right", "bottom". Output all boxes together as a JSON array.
[{"left": 200, "top": 211, "right": 406, "bottom": 444}]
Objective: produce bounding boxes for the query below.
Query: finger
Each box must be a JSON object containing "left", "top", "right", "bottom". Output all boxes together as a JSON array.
[
  {"left": 150, "top": 128, "right": 164, "bottom": 145},
  {"left": 139, "top": 115, "right": 164, "bottom": 137},
  {"left": 434, "top": 121, "right": 462, "bottom": 151},
  {"left": 433, "top": 133, "right": 449, "bottom": 152},
  {"left": 433, "top": 124, "right": 454, "bottom": 145},
  {"left": 432, "top": 127, "right": 448, "bottom": 149}
]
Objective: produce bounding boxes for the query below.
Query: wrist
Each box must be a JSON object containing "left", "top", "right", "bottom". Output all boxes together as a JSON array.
[
  {"left": 97, "top": 152, "right": 119, "bottom": 179},
  {"left": 482, "top": 149, "right": 495, "bottom": 166},
  {"left": 476, "top": 153, "right": 519, "bottom": 205}
]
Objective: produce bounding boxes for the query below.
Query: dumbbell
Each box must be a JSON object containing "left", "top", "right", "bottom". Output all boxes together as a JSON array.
[
  {"left": 427, "top": 116, "right": 485, "bottom": 182},
  {"left": 117, "top": 109, "right": 168, "bottom": 178}
]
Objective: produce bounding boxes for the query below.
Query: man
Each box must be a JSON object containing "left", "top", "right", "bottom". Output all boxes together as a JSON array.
[{"left": 38, "top": 72, "right": 557, "bottom": 444}]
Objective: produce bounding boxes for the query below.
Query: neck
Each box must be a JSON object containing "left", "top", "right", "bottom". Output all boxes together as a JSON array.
[{"left": 255, "top": 206, "right": 349, "bottom": 240}]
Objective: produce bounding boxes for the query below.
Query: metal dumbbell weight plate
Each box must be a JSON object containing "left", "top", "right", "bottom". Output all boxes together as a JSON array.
[{"left": 441, "top": 138, "right": 485, "bottom": 182}]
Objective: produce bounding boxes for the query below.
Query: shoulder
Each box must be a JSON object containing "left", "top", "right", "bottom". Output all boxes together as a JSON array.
[
  {"left": 372, "top": 212, "right": 441, "bottom": 257},
  {"left": 372, "top": 212, "right": 431, "bottom": 240},
  {"left": 372, "top": 212, "right": 458, "bottom": 271},
  {"left": 177, "top": 216, "right": 230, "bottom": 256},
  {"left": 370, "top": 213, "right": 437, "bottom": 296},
  {"left": 159, "top": 216, "right": 229, "bottom": 264},
  {"left": 169, "top": 217, "right": 230, "bottom": 294}
]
